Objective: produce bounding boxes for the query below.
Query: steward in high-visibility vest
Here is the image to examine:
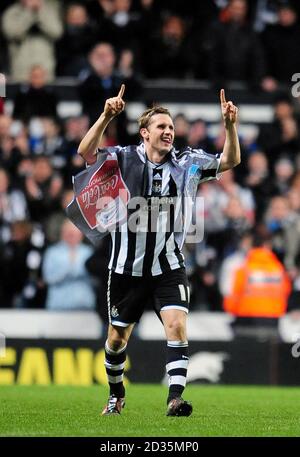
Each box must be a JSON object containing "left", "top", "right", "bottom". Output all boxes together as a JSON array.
[{"left": 223, "top": 247, "right": 291, "bottom": 317}]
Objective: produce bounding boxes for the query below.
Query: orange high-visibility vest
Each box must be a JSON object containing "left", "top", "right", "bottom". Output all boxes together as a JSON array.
[{"left": 223, "top": 247, "right": 291, "bottom": 317}]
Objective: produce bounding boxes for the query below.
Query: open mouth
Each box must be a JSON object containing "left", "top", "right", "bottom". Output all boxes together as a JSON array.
[{"left": 161, "top": 137, "right": 172, "bottom": 145}]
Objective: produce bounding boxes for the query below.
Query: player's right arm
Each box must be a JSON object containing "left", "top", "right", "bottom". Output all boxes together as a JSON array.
[{"left": 78, "top": 84, "right": 125, "bottom": 165}]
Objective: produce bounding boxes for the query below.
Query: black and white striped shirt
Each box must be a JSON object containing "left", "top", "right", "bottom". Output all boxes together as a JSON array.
[
  {"left": 109, "top": 159, "right": 185, "bottom": 276},
  {"left": 107, "top": 146, "right": 221, "bottom": 277}
]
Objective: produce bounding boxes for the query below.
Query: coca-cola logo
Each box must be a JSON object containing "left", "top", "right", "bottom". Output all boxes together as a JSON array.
[
  {"left": 81, "top": 175, "right": 118, "bottom": 209},
  {"left": 76, "top": 159, "right": 130, "bottom": 229},
  {"left": 84, "top": 167, "right": 117, "bottom": 190}
]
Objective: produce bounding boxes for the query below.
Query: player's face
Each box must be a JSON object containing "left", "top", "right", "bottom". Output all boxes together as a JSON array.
[{"left": 143, "top": 114, "right": 175, "bottom": 154}]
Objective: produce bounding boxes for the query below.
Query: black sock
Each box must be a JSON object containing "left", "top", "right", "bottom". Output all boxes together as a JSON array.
[
  {"left": 166, "top": 340, "right": 189, "bottom": 404},
  {"left": 104, "top": 340, "right": 126, "bottom": 398}
]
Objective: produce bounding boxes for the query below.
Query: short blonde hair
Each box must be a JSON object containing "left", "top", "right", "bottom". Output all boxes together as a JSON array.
[{"left": 138, "top": 106, "right": 172, "bottom": 130}]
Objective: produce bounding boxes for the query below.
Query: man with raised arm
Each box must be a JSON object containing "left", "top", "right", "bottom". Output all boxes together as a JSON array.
[{"left": 73, "top": 84, "right": 240, "bottom": 416}]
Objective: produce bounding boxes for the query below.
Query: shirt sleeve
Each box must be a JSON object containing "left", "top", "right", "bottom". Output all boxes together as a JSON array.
[
  {"left": 190, "top": 149, "right": 223, "bottom": 183},
  {"left": 96, "top": 145, "right": 124, "bottom": 161}
]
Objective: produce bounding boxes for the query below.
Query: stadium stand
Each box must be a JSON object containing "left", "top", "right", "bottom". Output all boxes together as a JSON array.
[{"left": 1, "top": 0, "right": 300, "bottom": 337}]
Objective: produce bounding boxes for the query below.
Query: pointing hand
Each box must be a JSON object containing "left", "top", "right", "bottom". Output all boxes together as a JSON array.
[
  {"left": 220, "top": 89, "right": 238, "bottom": 127},
  {"left": 104, "top": 84, "right": 126, "bottom": 118}
]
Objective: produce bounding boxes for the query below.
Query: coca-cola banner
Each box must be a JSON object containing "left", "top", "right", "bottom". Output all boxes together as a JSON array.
[
  {"left": 76, "top": 155, "right": 130, "bottom": 231},
  {"left": 66, "top": 152, "right": 130, "bottom": 246}
]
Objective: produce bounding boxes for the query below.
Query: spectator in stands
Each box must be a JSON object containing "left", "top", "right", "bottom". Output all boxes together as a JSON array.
[
  {"left": 262, "top": 3, "right": 300, "bottom": 89},
  {"left": 243, "top": 150, "right": 274, "bottom": 222},
  {"left": 183, "top": 238, "right": 229, "bottom": 310},
  {"left": 173, "top": 113, "right": 189, "bottom": 150},
  {"left": 58, "top": 116, "right": 88, "bottom": 184},
  {"left": 39, "top": 117, "right": 64, "bottom": 161},
  {"left": 257, "top": 95, "right": 300, "bottom": 163},
  {"left": 223, "top": 226, "right": 291, "bottom": 334},
  {"left": 290, "top": 171, "right": 300, "bottom": 194},
  {"left": 0, "top": 167, "right": 28, "bottom": 243},
  {"left": 92, "top": 0, "right": 142, "bottom": 52},
  {"left": 60, "top": 115, "right": 90, "bottom": 159},
  {"left": 288, "top": 173, "right": 300, "bottom": 215},
  {"left": 272, "top": 156, "right": 295, "bottom": 196},
  {"left": 0, "top": 220, "right": 45, "bottom": 308},
  {"left": 45, "top": 188, "right": 74, "bottom": 244},
  {"left": 196, "top": 180, "right": 228, "bottom": 242},
  {"left": 187, "top": 119, "right": 216, "bottom": 154},
  {"left": 0, "top": 114, "right": 12, "bottom": 143},
  {"left": 13, "top": 65, "right": 58, "bottom": 122},
  {"left": 218, "top": 169, "right": 255, "bottom": 227},
  {"left": 15, "top": 157, "right": 34, "bottom": 189},
  {"left": 221, "top": 196, "right": 253, "bottom": 258},
  {"left": 86, "top": 0, "right": 115, "bottom": 25},
  {"left": 265, "top": 195, "right": 300, "bottom": 272},
  {"left": 42, "top": 219, "right": 96, "bottom": 311},
  {"left": 23, "top": 155, "right": 63, "bottom": 225},
  {"left": 56, "top": 3, "right": 97, "bottom": 77},
  {"left": 219, "top": 229, "right": 253, "bottom": 298},
  {"left": 2, "top": 0, "right": 63, "bottom": 82},
  {"left": 137, "top": 0, "right": 158, "bottom": 41},
  {"left": 117, "top": 47, "right": 141, "bottom": 81},
  {"left": 6, "top": 120, "right": 30, "bottom": 171},
  {"left": 196, "top": 169, "right": 255, "bottom": 258},
  {"left": 0, "top": 31, "right": 8, "bottom": 75},
  {"left": 204, "top": 0, "right": 266, "bottom": 89},
  {"left": 0, "top": 5, "right": 9, "bottom": 81},
  {"left": 287, "top": 187, "right": 300, "bottom": 214},
  {"left": 78, "top": 42, "right": 141, "bottom": 141},
  {"left": 143, "top": 14, "right": 194, "bottom": 79},
  {"left": 22, "top": 116, "right": 66, "bottom": 172},
  {"left": 0, "top": 115, "right": 25, "bottom": 177},
  {"left": 27, "top": 117, "right": 49, "bottom": 155},
  {"left": 78, "top": 41, "right": 117, "bottom": 100},
  {"left": 252, "top": 0, "right": 278, "bottom": 33}
]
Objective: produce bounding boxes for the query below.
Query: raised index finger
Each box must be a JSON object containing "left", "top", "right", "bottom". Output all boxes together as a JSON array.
[
  {"left": 220, "top": 88, "right": 226, "bottom": 105},
  {"left": 118, "top": 84, "right": 125, "bottom": 99}
]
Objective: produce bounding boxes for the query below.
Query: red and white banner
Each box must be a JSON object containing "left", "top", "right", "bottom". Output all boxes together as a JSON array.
[{"left": 76, "top": 156, "right": 130, "bottom": 231}]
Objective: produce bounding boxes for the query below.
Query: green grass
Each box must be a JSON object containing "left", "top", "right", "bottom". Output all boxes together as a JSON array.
[{"left": 1, "top": 384, "right": 300, "bottom": 437}]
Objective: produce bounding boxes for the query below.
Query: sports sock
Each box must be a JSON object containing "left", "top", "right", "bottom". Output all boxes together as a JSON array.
[
  {"left": 104, "top": 340, "right": 126, "bottom": 398},
  {"left": 166, "top": 340, "right": 189, "bottom": 404}
]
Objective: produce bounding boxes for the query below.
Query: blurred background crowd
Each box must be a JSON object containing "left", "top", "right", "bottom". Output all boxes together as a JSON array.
[{"left": 1, "top": 0, "right": 300, "bottom": 326}]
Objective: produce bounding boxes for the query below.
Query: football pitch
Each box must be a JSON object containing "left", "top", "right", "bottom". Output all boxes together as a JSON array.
[{"left": 1, "top": 384, "right": 300, "bottom": 437}]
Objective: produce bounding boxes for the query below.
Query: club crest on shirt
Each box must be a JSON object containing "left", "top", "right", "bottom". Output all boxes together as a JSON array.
[
  {"left": 111, "top": 306, "right": 119, "bottom": 318},
  {"left": 152, "top": 182, "right": 162, "bottom": 194},
  {"left": 151, "top": 168, "right": 163, "bottom": 196}
]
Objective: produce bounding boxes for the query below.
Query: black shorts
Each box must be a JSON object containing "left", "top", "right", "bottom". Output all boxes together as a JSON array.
[{"left": 107, "top": 268, "right": 190, "bottom": 327}]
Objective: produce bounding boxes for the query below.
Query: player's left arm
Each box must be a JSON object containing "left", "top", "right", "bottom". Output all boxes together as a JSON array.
[{"left": 219, "top": 89, "right": 241, "bottom": 172}]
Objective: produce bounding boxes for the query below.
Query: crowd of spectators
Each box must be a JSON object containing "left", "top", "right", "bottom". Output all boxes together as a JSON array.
[
  {"left": 0, "top": 0, "right": 300, "bottom": 88},
  {"left": 1, "top": 0, "right": 300, "bottom": 321}
]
